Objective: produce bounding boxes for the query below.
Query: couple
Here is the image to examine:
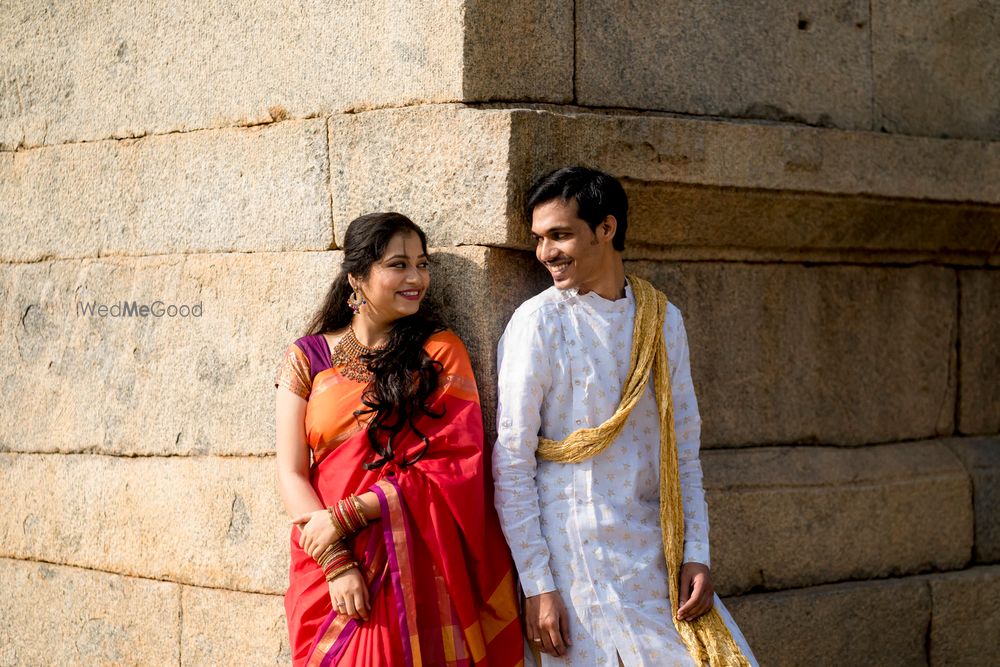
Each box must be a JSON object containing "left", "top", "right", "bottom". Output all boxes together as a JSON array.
[{"left": 274, "top": 167, "right": 758, "bottom": 666}]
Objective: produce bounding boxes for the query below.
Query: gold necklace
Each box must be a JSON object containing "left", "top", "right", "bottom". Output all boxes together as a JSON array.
[{"left": 331, "top": 324, "right": 385, "bottom": 383}]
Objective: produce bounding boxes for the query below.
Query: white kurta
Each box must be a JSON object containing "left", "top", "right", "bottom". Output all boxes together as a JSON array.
[{"left": 493, "top": 283, "right": 757, "bottom": 666}]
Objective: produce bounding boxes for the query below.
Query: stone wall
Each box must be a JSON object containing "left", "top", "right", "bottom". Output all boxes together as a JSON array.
[{"left": 1, "top": 2, "right": 998, "bottom": 665}]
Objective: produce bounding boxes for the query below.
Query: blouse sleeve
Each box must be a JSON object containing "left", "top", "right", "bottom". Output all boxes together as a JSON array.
[{"left": 275, "top": 343, "right": 312, "bottom": 399}]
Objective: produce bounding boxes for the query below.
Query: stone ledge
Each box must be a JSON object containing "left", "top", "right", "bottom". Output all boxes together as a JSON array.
[
  {"left": 705, "top": 440, "right": 973, "bottom": 596},
  {"left": 330, "top": 104, "right": 1000, "bottom": 257}
]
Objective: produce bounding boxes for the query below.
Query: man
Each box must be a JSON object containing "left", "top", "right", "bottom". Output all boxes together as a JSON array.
[{"left": 493, "top": 167, "right": 757, "bottom": 666}]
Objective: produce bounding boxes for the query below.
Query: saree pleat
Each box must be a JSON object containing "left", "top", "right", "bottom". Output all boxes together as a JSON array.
[{"left": 284, "top": 331, "right": 523, "bottom": 667}]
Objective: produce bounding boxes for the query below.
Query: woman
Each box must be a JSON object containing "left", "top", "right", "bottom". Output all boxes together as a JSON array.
[{"left": 275, "top": 212, "right": 523, "bottom": 666}]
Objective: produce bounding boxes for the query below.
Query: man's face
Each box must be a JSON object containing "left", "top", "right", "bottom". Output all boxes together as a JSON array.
[{"left": 530, "top": 198, "right": 611, "bottom": 292}]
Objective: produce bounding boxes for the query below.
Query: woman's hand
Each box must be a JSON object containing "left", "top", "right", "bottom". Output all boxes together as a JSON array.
[
  {"left": 291, "top": 509, "right": 340, "bottom": 560},
  {"left": 328, "top": 568, "right": 370, "bottom": 621}
]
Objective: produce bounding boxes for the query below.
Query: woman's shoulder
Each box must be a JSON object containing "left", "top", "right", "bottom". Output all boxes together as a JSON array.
[{"left": 423, "top": 329, "right": 472, "bottom": 367}]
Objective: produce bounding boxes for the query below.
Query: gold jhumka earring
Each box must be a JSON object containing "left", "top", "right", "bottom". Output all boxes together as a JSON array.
[{"left": 347, "top": 285, "right": 367, "bottom": 314}]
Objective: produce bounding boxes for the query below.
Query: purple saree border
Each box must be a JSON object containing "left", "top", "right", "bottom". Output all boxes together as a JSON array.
[{"left": 372, "top": 478, "right": 416, "bottom": 667}]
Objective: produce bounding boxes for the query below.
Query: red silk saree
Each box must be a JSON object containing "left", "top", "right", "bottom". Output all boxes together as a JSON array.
[{"left": 277, "top": 330, "right": 523, "bottom": 667}]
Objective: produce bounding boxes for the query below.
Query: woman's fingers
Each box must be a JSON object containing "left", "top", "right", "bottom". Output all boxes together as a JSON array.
[{"left": 353, "top": 589, "right": 368, "bottom": 621}]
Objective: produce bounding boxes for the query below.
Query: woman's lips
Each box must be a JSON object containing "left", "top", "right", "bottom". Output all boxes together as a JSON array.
[{"left": 398, "top": 290, "right": 422, "bottom": 301}]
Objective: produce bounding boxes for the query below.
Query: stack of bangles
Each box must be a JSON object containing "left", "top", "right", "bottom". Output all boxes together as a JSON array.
[{"left": 317, "top": 494, "right": 370, "bottom": 582}]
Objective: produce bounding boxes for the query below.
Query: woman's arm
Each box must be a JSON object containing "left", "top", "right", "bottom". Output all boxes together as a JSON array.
[{"left": 276, "top": 388, "right": 382, "bottom": 556}]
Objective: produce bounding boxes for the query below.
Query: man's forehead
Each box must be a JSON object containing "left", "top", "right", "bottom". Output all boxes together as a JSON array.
[{"left": 530, "top": 198, "right": 585, "bottom": 233}]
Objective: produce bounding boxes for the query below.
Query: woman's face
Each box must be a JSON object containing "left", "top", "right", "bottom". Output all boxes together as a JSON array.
[{"left": 353, "top": 230, "right": 430, "bottom": 326}]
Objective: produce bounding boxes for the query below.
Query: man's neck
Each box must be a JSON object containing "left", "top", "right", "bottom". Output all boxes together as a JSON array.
[{"left": 576, "top": 255, "right": 627, "bottom": 301}]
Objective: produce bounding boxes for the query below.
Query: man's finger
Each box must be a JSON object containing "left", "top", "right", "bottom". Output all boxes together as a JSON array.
[{"left": 545, "top": 622, "right": 564, "bottom": 656}]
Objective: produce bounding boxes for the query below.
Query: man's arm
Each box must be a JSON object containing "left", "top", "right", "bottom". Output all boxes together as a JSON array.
[
  {"left": 493, "top": 307, "right": 572, "bottom": 655},
  {"left": 492, "top": 307, "right": 556, "bottom": 596},
  {"left": 667, "top": 307, "right": 715, "bottom": 620}
]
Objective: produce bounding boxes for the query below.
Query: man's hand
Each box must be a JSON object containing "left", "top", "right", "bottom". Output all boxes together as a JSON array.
[
  {"left": 525, "top": 590, "right": 572, "bottom": 657},
  {"left": 677, "top": 562, "right": 714, "bottom": 621}
]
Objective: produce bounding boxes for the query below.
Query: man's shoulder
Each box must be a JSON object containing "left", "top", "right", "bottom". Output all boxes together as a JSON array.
[{"left": 507, "top": 285, "right": 565, "bottom": 325}]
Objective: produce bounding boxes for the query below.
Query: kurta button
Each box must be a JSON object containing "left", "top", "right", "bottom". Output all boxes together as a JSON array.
[{"left": 576, "top": 419, "right": 582, "bottom": 425}]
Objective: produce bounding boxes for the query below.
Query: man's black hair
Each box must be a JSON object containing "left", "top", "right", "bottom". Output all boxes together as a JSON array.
[{"left": 525, "top": 166, "right": 629, "bottom": 251}]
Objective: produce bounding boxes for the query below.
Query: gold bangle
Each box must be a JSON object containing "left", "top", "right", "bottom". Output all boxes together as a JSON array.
[
  {"left": 325, "top": 562, "right": 358, "bottom": 582},
  {"left": 327, "top": 506, "right": 346, "bottom": 537},
  {"left": 350, "top": 494, "right": 369, "bottom": 527}
]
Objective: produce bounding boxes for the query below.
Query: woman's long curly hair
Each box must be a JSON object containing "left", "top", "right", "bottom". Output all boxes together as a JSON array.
[{"left": 306, "top": 212, "right": 445, "bottom": 468}]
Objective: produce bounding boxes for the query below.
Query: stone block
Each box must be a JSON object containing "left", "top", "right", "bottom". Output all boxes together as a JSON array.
[
  {"left": 873, "top": 1, "right": 1000, "bottom": 140},
  {"left": 625, "top": 182, "right": 1000, "bottom": 264},
  {"left": 0, "top": 558, "right": 180, "bottom": 666},
  {"left": 724, "top": 577, "right": 930, "bottom": 666},
  {"left": 182, "top": 586, "right": 290, "bottom": 665},
  {"left": 628, "top": 262, "right": 957, "bottom": 447},
  {"left": 329, "top": 106, "right": 517, "bottom": 248},
  {"left": 434, "top": 247, "right": 551, "bottom": 437},
  {"left": 0, "top": 1, "right": 467, "bottom": 149},
  {"left": 0, "top": 252, "right": 337, "bottom": 456},
  {"left": 0, "top": 247, "right": 544, "bottom": 456},
  {"left": 324, "top": 105, "right": 1000, "bottom": 251},
  {"left": 703, "top": 441, "right": 972, "bottom": 596},
  {"left": 576, "top": 1, "right": 872, "bottom": 130},
  {"left": 0, "top": 120, "right": 332, "bottom": 262},
  {"left": 0, "top": 454, "right": 288, "bottom": 593},
  {"left": 928, "top": 566, "right": 1000, "bottom": 665},
  {"left": 959, "top": 271, "right": 1000, "bottom": 434},
  {"left": 505, "top": 108, "right": 1000, "bottom": 208},
  {"left": 944, "top": 437, "right": 1000, "bottom": 563},
  {"left": 462, "top": 0, "right": 574, "bottom": 103}
]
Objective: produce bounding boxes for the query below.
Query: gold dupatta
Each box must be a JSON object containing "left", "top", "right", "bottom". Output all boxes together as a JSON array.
[{"left": 536, "top": 275, "right": 751, "bottom": 667}]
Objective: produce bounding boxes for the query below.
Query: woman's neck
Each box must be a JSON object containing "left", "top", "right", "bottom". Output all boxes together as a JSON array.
[{"left": 351, "top": 313, "right": 391, "bottom": 348}]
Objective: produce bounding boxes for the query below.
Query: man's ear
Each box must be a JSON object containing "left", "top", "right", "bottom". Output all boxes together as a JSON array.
[{"left": 598, "top": 215, "right": 617, "bottom": 245}]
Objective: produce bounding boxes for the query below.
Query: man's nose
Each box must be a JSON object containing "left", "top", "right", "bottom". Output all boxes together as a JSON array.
[{"left": 538, "top": 238, "right": 556, "bottom": 260}]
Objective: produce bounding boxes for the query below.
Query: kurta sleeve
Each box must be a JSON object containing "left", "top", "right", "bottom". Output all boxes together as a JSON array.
[
  {"left": 275, "top": 342, "right": 312, "bottom": 400},
  {"left": 492, "top": 306, "right": 557, "bottom": 597},
  {"left": 666, "top": 306, "right": 711, "bottom": 567}
]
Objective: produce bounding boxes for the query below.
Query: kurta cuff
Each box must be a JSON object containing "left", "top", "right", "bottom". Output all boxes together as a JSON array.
[
  {"left": 683, "top": 541, "right": 711, "bottom": 569},
  {"left": 519, "top": 570, "right": 557, "bottom": 598}
]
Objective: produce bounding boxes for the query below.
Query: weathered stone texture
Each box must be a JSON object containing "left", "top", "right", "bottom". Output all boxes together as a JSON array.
[
  {"left": 0, "top": 454, "right": 288, "bottom": 593},
  {"left": 1, "top": 120, "right": 332, "bottom": 262},
  {"left": 628, "top": 262, "right": 957, "bottom": 447},
  {"left": 0, "top": 558, "right": 180, "bottom": 666},
  {"left": 329, "top": 107, "right": 516, "bottom": 248},
  {"left": 725, "top": 577, "right": 930, "bottom": 666},
  {"left": 182, "top": 586, "right": 290, "bottom": 665},
  {"left": 0, "top": 248, "right": 545, "bottom": 456},
  {"left": 0, "top": 1, "right": 467, "bottom": 149},
  {"left": 576, "top": 1, "right": 872, "bottom": 130},
  {"left": 626, "top": 182, "right": 1000, "bottom": 264},
  {"left": 873, "top": 1, "right": 1000, "bottom": 140},
  {"left": 945, "top": 437, "right": 1000, "bottom": 563},
  {"left": 507, "top": 108, "right": 1000, "bottom": 208},
  {"left": 928, "top": 566, "right": 1000, "bottom": 665},
  {"left": 328, "top": 105, "right": 1000, "bottom": 252},
  {"left": 462, "top": 1, "right": 573, "bottom": 103},
  {"left": 704, "top": 441, "right": 972, "bottom": 596},
  {"left": 959, "top": 271, "right": 1000, "bottom": 435},
  {"left": 434, "top": 247, "right": 551, "bottom": 436},
  {"left": 0, "top": 252, "right": 336, "bottom": 456}
]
